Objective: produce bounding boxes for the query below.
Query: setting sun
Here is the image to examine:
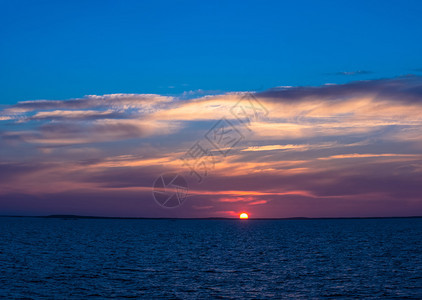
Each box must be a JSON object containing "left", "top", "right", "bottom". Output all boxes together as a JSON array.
[{"left": 239, "top": 213, "right": 249, "bottom": 219}]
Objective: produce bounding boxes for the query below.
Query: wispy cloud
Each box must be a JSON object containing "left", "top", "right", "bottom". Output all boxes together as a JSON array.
[{"left": 327, "top": 70, "right": 373, "bottom": 76}]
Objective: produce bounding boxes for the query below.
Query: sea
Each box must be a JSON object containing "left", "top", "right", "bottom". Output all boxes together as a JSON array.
[{"left": 0, "top": 217, "right": 421, "bottom": 299}]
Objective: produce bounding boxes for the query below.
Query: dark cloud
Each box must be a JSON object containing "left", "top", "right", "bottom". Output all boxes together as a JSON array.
[
  {"left": 0, "top": 121, "right": 148, "bottom": 145},
  {"left": 0, "top": 162, "right": 45, "bottom": 181},
  {"left": 258, "top": 76, "right": 422, "bottom": 103},
  {"left": 8, "top": 94, "right": 171, "bottom": 112}
]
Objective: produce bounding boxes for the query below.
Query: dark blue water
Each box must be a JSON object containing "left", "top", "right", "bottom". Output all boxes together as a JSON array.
[{"left": 0, "top": 218, "right": 421, "bottom": 299}]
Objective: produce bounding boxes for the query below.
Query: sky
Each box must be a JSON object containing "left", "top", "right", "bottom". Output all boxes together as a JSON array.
[{"left": 1, "top": 0, "right": 422, "bottom": 217}]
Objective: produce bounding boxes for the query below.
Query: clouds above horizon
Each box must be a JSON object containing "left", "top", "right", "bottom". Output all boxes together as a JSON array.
[{"left": 1, "top": 76, "right": 422, "bottom": 218}]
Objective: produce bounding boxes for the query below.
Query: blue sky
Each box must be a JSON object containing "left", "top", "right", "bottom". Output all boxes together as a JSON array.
[{"left": 1, "top": 0, "right": 422, "bottom": 105}]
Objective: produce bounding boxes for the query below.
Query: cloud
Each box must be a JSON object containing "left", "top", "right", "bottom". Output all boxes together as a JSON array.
[
  {"left": 329, "top": 70, "right": 373, "bottom": 76},
  {"left": 3, "top": 119, "right": 181, "bottom": 145},
  {"left": 0, "top": 93, "right": 181, "bottom": 145},
  {"left": 241, "top": 144, "right": 311, "bottom": 152},
  {"left": 258, "top": 76, "right": 422, "bottom": 103},
  {"left": 318, "top": 153, "right": 421, "bottom": 160},
  {"left": 1, "top": 77, "right": 422, "bottom": 217},
  {"left": 12, "top": 93, "right": 172, "bottom": 111},
  {"left": 29, "top": 110, "right": 121, "bottom": 121}
]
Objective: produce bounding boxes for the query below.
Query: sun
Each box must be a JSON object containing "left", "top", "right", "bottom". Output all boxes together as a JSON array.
[{"left": 239, "top": 213, "right": 249, "bottom": 219}]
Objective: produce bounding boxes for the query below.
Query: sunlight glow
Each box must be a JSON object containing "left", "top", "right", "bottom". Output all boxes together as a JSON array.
[{"left": 239, "top": 213, "right": 249, "bottom": 219}]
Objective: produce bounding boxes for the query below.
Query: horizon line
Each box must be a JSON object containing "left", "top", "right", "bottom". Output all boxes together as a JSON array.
[{"left": 1, "top": 215, "right": 421, "bottom": 220}]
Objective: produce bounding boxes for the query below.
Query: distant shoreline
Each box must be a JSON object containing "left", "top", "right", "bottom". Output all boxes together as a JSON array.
[{"left": 1, "top": 215, "right": 421, "bottom": 220}]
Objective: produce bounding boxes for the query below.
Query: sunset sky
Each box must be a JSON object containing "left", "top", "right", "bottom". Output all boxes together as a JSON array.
[{"left": 1, "top": 0, "right": 422, "bottom": 217}]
